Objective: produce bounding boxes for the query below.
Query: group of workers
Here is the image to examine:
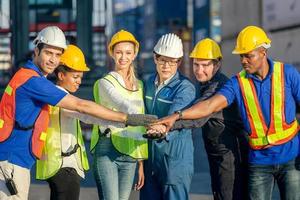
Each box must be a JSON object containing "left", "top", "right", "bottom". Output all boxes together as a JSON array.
[{"left": 0, "top": 23, "right": 298, "bottom": 200}]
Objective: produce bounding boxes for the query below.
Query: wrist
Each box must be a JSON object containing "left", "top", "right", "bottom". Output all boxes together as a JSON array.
[
  {"left": 123, "top": 113, "right": 128, "bottom": 123},
  {"left": 174, "top": 110, "right": 183, "bottom": 120}
]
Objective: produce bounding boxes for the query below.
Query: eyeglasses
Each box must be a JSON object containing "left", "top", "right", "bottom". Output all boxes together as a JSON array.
[{"left": 156, "top": 58, "right": 179, "bottom": 67}]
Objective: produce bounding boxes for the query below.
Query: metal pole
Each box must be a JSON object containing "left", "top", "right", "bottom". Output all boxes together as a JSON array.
[
  {"left": 76, "top": 0, "right": 93, "bottom": 64},
  {"left": 10, "top": 0, "right": 29, "bottom": 69}
]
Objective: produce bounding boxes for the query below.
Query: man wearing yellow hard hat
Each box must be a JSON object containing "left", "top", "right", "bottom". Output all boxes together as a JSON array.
[{"left": 154, "top": 25, "right": 300, "bottom": 200}]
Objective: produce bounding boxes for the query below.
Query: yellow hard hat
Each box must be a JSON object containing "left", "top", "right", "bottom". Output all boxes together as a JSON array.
[
  {"left": 108, "top": 30, "right": 139, "bottom": 56},
  {"left": 190, "top": 38, "right": 222, "bottom": 59},
  {"left": 232, "top": 26, "right": 271, "bottom": 54},
  {"left": 60, "top": 44, "right": 90, "bottom": 71}
]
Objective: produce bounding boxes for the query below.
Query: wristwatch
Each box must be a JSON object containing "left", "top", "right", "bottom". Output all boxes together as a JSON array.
[{"left": 174, "top": 110, "right": 183, "bottom": 120}]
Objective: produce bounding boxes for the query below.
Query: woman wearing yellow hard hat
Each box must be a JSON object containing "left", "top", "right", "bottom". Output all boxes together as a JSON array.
[
  {"left": 91, "top": 30, "right": 148, "bottom": 200},
  {"left": 35, "top": 44, "right": 90, "bottom": 200}
]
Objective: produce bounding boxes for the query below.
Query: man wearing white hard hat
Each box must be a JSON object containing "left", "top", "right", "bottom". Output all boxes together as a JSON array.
[
  {"left": 140, "top": 33, "right": 196, "bottom": 200},
  {"left": 0, "top": 26, "right": 155, "bottom": 199}
]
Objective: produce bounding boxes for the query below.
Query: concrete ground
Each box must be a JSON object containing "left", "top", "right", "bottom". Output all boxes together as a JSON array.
[{"left": 29, "top": 174, "right": 214, "bottom": 200}]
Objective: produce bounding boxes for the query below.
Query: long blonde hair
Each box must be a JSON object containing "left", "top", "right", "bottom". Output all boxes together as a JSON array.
[{"left": 112, "top": 41, "right": 138, "bottom": 89}]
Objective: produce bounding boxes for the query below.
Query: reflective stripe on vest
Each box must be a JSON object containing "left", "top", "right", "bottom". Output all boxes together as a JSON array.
[
  {"left": 90, "top": 74, "right": 148, "bottom": 159},
  {"left": 0, "top": 68, "right": 50, "bottom": 158},
  {"left": 237, "top": 61, "right": 299, "bottom": 149},
  {"left": 36, "top": 106, "right": 89, "bottom": 180}
]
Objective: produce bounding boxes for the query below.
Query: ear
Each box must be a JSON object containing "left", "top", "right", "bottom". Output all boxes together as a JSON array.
[
  {"left": 133, "top": 52, "right": 138, "bottom": 61},
  {"left": 260, "top": 49, "right": 267, "bottom": 58},
  {"left": 177, "top": 58, "right": 183, "bottom": 66},
  {"left": 34, "top": 47, "right": 39, "bottom": 57},
  {"left": 57, "top": 71, "right": 65, "bottom": 81},
  {"left": 153, "top": 54, "right": 158, "bottom": 64},
  {"left": 216, "top": 61, "right": 221, "bottom": 70}
]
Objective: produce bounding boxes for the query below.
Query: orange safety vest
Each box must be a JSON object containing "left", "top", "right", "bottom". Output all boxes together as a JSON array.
[
  {"left": 0, "top": 68, "right": 49, "bottom": 159},
  {"left": 237, "top": 61, "right": 299, "bottom": 150}
]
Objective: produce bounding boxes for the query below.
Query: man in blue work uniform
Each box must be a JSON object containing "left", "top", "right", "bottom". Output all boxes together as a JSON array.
[
  {"left": 140, "top": 33, "right": 196, "bottom": 200},
  {"left": 0, "top": 26, "right": 155, "bottom": 200},
  {"left": 155, "top": 25, "right": 300, "bottom": 200}
]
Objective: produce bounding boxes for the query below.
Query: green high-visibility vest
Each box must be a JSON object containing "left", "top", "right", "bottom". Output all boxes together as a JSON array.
[
  {"left": 36, "top": 106, "right": 89, "bottom": 180},
  {"left": 90, "top": 74, "right": 148, "bottom": 159}
]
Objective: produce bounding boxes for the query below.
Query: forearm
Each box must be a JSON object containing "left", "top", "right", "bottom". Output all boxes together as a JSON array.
[
  {"left": 76, "top": 99, "right": 126, "bottom": 122},
  {"left": 171, "top": 118, "right": 209, "bottom": 130},
  {"left": 181, "top": 94, "right": 227, "bottom": 120},
  {"left": 63, "top": 109, "right": 125, "bottom": 127},
  {"left": 181, "top": 101, "right": 212, "bottom": 120},
  {"left": 57, "top": 94, "right": 127, "bottom": 123}
]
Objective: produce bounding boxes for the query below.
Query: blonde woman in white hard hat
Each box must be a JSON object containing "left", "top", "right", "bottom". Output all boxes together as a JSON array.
[
  {"left": 140, "top": 33, "right": 196, "bottom": 200},
  {"left": 0, "top": 26, "right": 154, "bottom": 200},
  {"left": 90, "top": 30, "right": 148, "bottom": 200}
]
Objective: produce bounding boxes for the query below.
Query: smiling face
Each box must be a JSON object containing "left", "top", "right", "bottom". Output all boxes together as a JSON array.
[
  {"left": 193, "top": 58, "right": 220, "bottom": 83},
  {"left": 112, "top": 42, "right": 136, "bottom": 72},
  {"left": 57, "top": 69, "right": 83, "bottom": 93},
  {"left": 154, "top": 55, "right": 181, "bottom": 83},
  {"left": 34, "top": 44, "right": 64, "bottom": 76}
]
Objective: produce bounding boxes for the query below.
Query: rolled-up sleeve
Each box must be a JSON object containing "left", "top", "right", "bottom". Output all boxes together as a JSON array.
[{"left": 217, "top": 77, "right": 237, "bottom": 106}]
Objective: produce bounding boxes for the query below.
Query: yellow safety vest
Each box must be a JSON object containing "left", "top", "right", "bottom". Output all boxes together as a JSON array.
[
  {"left": 90, "top": 74, "right": 148, "bottom": 159},
  {"left": 36, "top": 106, "right": 89, "bottom": 180},
  {"left": 237, "top": 61, "right": 299, "bottom": 149}
]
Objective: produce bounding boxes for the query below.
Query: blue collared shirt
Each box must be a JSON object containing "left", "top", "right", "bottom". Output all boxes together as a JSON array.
[
  {"left": 218, "top": 58, "right": 300, "bottom": 165},
  {"left": 0, "top": 60, "right": 67, "bottom": 169}
]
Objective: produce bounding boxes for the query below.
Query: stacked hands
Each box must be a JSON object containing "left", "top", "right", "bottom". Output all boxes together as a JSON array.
[{"left": 126, "top": 113, "right": 185, "bottom": 139}]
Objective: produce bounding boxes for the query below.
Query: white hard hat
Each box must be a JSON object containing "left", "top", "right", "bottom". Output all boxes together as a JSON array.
[
  {"left": 33, "top": 26, "right": 67, "bottom": 50},
  {"left": 153, "top": 33, "right": 183, "bottom": 58}
]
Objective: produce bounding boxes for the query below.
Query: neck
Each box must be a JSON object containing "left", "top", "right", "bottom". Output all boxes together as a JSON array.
[
  {"left": 33, "top": 60, "right": 48, "bottom": 76},
  {"left": 115, "top": 68, "right": 129, "bottom": 81},
  {"left": 255, "top": 59, "right": 269, "bottom": 80},
  {"left": 115, "top": 68, "right": 134, "bottom": 90},
  {"left": 158, "top": 77, "right": 166, "bottom": 85}
]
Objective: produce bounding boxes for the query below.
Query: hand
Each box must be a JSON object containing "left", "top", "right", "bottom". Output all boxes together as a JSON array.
[
  {"left": 151, "top": 113, "right": 178, "bottom": 133},
  {"left": 143, "top": 125, "right": 167, "bottom": 139},
  {"left": 134, "top": 161, "right": 145, "bottom": 191},
  {"left": 126, "top": 114, "right": 158, "bottom": 126},
  {"left": 147, "top": 124, "right": 167, "bottom": 134}
]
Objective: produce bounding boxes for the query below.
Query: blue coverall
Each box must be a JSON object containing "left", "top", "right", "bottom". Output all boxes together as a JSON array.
[{"left": 140, "top": 72, "right": 196, "bottom": 200}]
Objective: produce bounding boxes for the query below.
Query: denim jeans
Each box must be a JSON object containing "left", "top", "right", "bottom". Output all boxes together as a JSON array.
[
  {"left": 248, "top": 157, "right": 300, "bottom": 200},
  {"left": 93, "top": 137, "right": 137, "bottom": 200}
]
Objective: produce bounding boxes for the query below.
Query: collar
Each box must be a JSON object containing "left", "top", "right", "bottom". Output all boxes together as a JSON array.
[
  {"left": 245, "top": 58, "right": 274, "bottom": 81},
  {"left": 23, "top": 60, "right": 45, "bottom": 77},
  {"left": 108, "top": 71, "right": 137, "bottom": 90},
  {"left": 200, "top": 70, "right": 222, "bottom": 86},
  {"left": 154, "top": 72, "right": 177, "bottom": 88},
  {"left": 56, "top": 85, "right": 70, "bottom": 94}
]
